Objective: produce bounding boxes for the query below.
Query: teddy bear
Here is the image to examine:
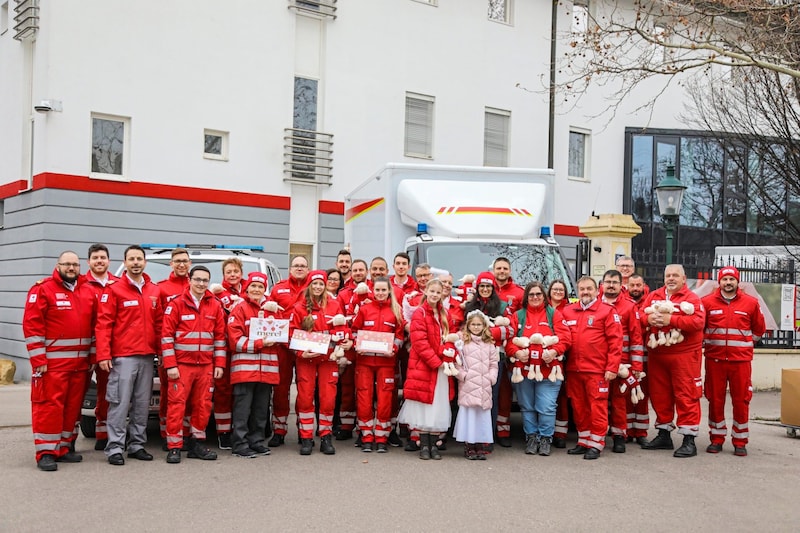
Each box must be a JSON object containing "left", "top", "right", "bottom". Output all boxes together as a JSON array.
[
  {"left": 528, "top": 333, "right": 560, "bottom": 381},
  {"left": 327, "top": 314, "right": 352, "bottom": 364},
  {"left": 617, "top": 363, "right": 646, "bottom": 404},
  {"left": 644, "top": 299, "right": 696, "bottom": 349},
  {"left": 509, "top": 336, "right": 530, "bottom": 384},
  {"left": 441, "top": 333, "right": 462, "bottom": 377},
  {"left": 454, "top": 274, "right": 476, "bottom": 298},
  {"left": 547, "top": 352, "right": 565, "bottom": 382},
  {"left": 350, "top": 282, "right": 372, "bottom": 315}
]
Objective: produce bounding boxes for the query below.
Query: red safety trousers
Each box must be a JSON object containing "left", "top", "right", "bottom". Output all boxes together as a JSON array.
[
  {"left": 496, "top": 370, "right": 512, "bottom": 439},
  {"left": 32, "top": 370, "right": 88, "bottom": 461},
  {"left": 356, "top": 359, "right": 396, "bottom": 444},
  {"left": 337, "top": 350, "right": 357, "bottom": 432},
  {"left": 609, "top": 380, "right": 628, "bottom": 437},
  {"left": 94, "top": 368, "right": 109, "bottom": 440},
  {"left": 296, "top": 356, "right": 338, "bottom": 439},
  {"left": 271, "top": 345, "right": 295, "bottom": 436},
  {"left": 554, "top": 384, "right": 569, "bottom": 440},
  {"left": 705, "top": 359, "right": 752, "bottom": 447},
  {"left": 626, "top": 364, "right": 650, "bottom": 439},
  {"left": 160, "top": 366, "right": 192, "bottom": 439},
  {"left": 648, "top": 351, "right": 703, "bottom": 435},
  {"left": 212, "top": 352, "right": 233, "bottom": 435},
  {"left": 165, "top": 364, "right": 214, "bottom": 450},
  {"left": 566, "top": 371, "right": 609, "bottom": 451}
]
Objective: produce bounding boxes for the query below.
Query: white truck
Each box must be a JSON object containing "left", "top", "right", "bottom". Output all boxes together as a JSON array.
[{"left": 344, "top": 163, "right": 575, "bottom": 294}]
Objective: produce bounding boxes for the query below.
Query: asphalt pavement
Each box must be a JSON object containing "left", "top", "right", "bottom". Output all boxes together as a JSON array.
[{"left": 1, "top": 384, "right": 798, "bottom": 532}]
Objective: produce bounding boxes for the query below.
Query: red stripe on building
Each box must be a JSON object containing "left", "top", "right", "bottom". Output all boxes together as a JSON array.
[
  {"left": 0, "top": 180, "right": 29, "bottom": 200},
  {"left": 26, "top": 173, "right": 291, "bottom": 210},
  {"left": 319, "top": 200, "right": 344, "bottom": 215}
]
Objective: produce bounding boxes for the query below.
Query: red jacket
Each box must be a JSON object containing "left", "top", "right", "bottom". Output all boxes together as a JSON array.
[
  {"left": 84, "top": 271, "right": 119, "bottom": 299},
  {"left": 270, "top": 276, "right": 310, "bottom": 313},
  {"left": 23, "top": 269, "right": 97, "bottom": 370},
  {"left": 390, "top": 275, "right": 418, "bottom": 295},
  {"left": 227, "top": 297, "right": 283, "bottom": 384},
  {"left": 161, "top": 288, "right": 227, "bottom": 369},
  {"left": 496, "top": 278, "right": 525, "bottom": 314},
  {"left": 702, "top": 290, "right": 766, "bottom": 362},
  {"left": 506, "top": 304, "right": 572, "bottom": 380},
  {"left": 350, "top": 298, "right": 405, "bottom": 366},
  {"left": 216, "top": 280, "right": 244, "bottom": 313},
  {"left": 603, "top": 295, "right": 644, "bottom": 371},
  {"left": 404, "top": 301, "right": 450, "bottom": 404},
  {"left": 445, "top": 296, "right": 465, "bottom": 333},
  {"left": 158, "top": 272, "right": 189, "bottom": 308},
  {"left": 641, "top": 285, "right": 706, "bottom": 356},
  {"left": 96, "top": 272, "right": 163, "bottom": 362},
  {"left": 562, "top": 298, "right": 623, "bottom": 375},
  {"left": 289, "top": 296, "right": 344, "bottom": 358}
]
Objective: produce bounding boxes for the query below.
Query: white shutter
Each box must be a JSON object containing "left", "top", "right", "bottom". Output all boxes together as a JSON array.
[
  {"left": 405, "top": 93, "right": 434, "bottom": 158},
  {"left": 484, "top": 108, "right": 510, "bottom": 167}
]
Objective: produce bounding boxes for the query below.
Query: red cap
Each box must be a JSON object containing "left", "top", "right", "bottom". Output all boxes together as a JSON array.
[
  {"left": 309, "top": 270, "right": 327, "bottom": 284},
  {"left": 244, "top": 272, "right": 268, "bottom": 291},
  {"left": 718, "top": 266, "right": 740, "bottom": 283},
  {"left": 475, "top": 271, "right": 497, "bottom": 290}
]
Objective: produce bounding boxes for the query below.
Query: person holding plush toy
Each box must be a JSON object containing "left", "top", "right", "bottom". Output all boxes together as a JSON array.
[
  {"left": 640, "top": 264, "right": 706, "bottom": 458},
  {"left": 453, "top": 311, "right": 499, "bottom": 460},
  {"left": 398, "top": 279, "right": 453, "bottom": 460}
]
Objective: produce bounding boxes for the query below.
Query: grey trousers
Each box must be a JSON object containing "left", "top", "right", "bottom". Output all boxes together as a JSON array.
[
  {"left": 231, "top": 382, "right": 272, "bottom": 452},
  {"left": 104, "top": 355, "right": 154, "bottom": 456}
]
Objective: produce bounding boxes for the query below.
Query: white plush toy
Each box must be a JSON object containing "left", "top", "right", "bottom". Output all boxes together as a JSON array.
[
  {"left": 617, "top": 363, "right": 646, "bottom": 404},
  {"left": 526, "top": 334, "right": 559, "bottom": 381},
  {"left": 644, "top": 300, "right": 687, "bottom": 348},
  {"left": 328, "top": 314, "right": 351, "bottom": 364},
  {"left": 441, "top": 333, "right": 461, "bottom": 377},
  {"left": 509, "top": 337, "right": 530, "bottom": 384}
]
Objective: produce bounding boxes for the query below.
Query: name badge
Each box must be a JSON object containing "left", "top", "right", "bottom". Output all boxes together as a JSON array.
[
  {"left": 182, "top": 314, "right": 195, "bottom": 321},
  {"left": 123, "top": 300, "right": 139, "bottom": 307}
]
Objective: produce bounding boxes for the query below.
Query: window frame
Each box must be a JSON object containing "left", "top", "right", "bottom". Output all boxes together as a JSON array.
[
  {"left": 404, "top": 92, "right": 435, "bottom": 160},
  {"left": 488, "top": 0, "right": 513, "bottom": 26},
  {"left": 90, "top": 113, "right": 130, "bottom": 182},
  {"left": 203, "top": 129, "right": 229, "bottom": 161},
  {"left": 568, "top": 127, "right": 591, "bottom": 182},
  {"left": 484, "top": 107, "right": 511, "bottom": 167}
]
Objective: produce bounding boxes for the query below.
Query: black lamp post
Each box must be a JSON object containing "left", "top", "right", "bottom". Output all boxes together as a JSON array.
[{"left": 655, "top": 164, "right": 687, "bottom": 265}]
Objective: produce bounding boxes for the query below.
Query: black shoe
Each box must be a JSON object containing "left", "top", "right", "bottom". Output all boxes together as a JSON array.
[
  {"left": 361, "top": 442, "right": 374, "bottom": 452},
  {"left": 57, "top": 451, "right": 83, "bottom": 463},
  {"left": 435, "top": 437, "right": 447, "bottom": 451},
  {"left": 188, "top": 442, "right": 218, "bottom": 460},
  {"left": 250, "top": 443, "right": 271, "bottom": 456},
  {"left": 335, "top": 429, "right": 353, "bottom": 441},
  {"left": 233, "top": 447, "right": 258, "bottom": 458},
  {"left": 430, "top": 445, "right": 442, "bottom": 460},
  {"left": 376, "top": 443, "right": 388, "bottom": 453},
  {"left": 538, "top": 436, "right": 552, "bottom": 457},
  {"left": 108, "top": 453, "right": 125, "bottom": 466},
  {"left": 217, "top": 433, "right": 232, "bottom": 450},
  {"left": 553, "top": 437, "right": 567, "bottom": 449},
  {"left": 320, "top": 435, "right": 336, "bottom": 455},
  {"left": 404, "top": 439, "right": 419, "bottom": 452},
  {"left": 706, "top": 443, "right": 723, "bottom": 454},
  {"left": 94, "top": 438, "right": 108, "bottom": 451},
  {"left": 584, "top": 448, "right": 601, "bottom": 460},
  {"left": 181, "top": 439, "right": 192, "bottom": 452},
  {"left": 166, "top": 449, "right": 181, "bottom": 464},
  {"left": 388, "top": 430, "right": 402, "bottom": 447},
  {"left": 567, "top": 445, "right": 587, "bottom": 455},
  {"left": 673, "top": 435, "right": 697, "bottom": 458},
  {"left": 267, "top": 433, "right": 285, "bottom": 447},
  {"left": 612, "top": 435, "right": 626, "bottom": 453},
  {"left": 127, "top": 449, "right": 154, "bottom": 461},
  {"left": 299, "top": 438, "right": 313, "bottom": 455},
  {"left": 37, "top": 454, "right": 57, "bottom": 471},
  {"left": 634, "top": 436, "right": 648, "bottom": 446},
  {"left": 734, "top": 445, "right": 748, "bottom": 457},
  {"left": 496, "top": 436, "right": 512, "bottom": 448},
  {"left": 525, "top": 434, "right": 539, "bottom": 455},
  {"left": 419, "top": 434, "right": 431, "bottom": 460},
  {"left": 642, "top": 429, "right": 674, "bottom": 450}
]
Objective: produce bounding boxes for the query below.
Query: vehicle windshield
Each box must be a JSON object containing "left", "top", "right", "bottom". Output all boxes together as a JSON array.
[
  {"left": 423, "top": 242, "right": 575, "bottom": 296},
  {"left": 116, "top": 258, "right": 264, "bottom": 287}
]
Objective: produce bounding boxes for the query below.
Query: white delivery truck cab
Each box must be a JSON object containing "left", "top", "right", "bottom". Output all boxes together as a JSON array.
[{"left": 345, "top": 163, "right": 575, "bottom": 294}]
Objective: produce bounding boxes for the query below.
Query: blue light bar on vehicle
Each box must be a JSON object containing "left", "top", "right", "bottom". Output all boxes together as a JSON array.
[{"left": 141, "top": 243, "right": 264, "bottom": 251}]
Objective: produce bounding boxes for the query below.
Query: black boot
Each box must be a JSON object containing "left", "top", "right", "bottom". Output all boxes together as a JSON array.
[
  {"left": 641, "top": 429, "right": 674, "bottom": 450},
  {"left": 430, "top": 437, "right": 442, "bottom": 460},
  {"left": 299, "top": 438, "right": 313, "bottom": 455},
  {"left": 673, "top": 435, "right": 697, "bottom": 458},
  {"left": 320, "top": 435, "right": 336, "bottom": 455},
  {"left": 612, "top": 435, "right": 626, "bottom": 453},
  {"left": 419, "top": 434, "right": 431, "bottom": 460}
]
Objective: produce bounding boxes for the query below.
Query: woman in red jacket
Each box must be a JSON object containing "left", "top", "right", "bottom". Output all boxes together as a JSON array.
[
  {"left": 548, "top": 278, "right": 571, "bottom": 448},
  {"left": 351, "top": 277, "right": 405, "bottom": 453},
  {"left": 227, "top": 272, "right": 283, "bottom": 458},
  {"left": 290, "top": 270, "right": 350, "bottom": 456},
  {"left": 398, "top": 278, "right": 452, "bottom": 460}
]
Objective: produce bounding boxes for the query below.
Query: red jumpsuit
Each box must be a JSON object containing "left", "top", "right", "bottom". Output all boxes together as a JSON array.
[
  {"left": 290, "top": 297, "right": 344, "bottom": 439},
  {"left": 351, "top": 299, "right": 405, "bottom": 444},
  {"left": 23, "top": 269, "right": 96, "bottom": 461},
  {"left": 702, "top": 290, "right": 765, "bottom": 447},
  {"left": 603, "top": 295, "right": 643, "bottom": 437},
  {"left": 157, "top": 273, "right": 189, "bottom": 439},
  {"left": 640, "top": 286, "right": 706, "bottom": 436},
  {"left": 562, "top": 299, "right": 622, "bottom": 451},
  {"left": 160, "top": 288, "right": 227, "bottom": 449},
  {"left": 227, "top": 299, "right": 282, "bottom": 386},
  {"left": 626, "top": 297, "right": 650, "bottom": 439},
  {"left": 491, "top": 280, "right": 523, "bottom": 441},
  {"left": 212, "top": 279, "right": 243, "bottom": 437},
  {"left": 269, "top": 275, "right": 310, "bottom": 436},
  {"left": 83, "top": 271, "right": 119, "bottom": 442}
]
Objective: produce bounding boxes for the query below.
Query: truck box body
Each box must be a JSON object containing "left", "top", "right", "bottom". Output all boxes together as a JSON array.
[{"left": 345, "top": 163, "right": 575, "bottom": 294}]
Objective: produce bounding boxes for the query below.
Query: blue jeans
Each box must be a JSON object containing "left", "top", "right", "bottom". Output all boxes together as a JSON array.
[{"left": 514, "top": 378, "right": 561, "bottom": 437}]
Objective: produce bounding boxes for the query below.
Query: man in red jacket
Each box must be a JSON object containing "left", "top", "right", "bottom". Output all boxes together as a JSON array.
[
  {"left": 640, "top": 264, "right": 706, "bottom": 458},
  {"left": 96, "top": 245, "right": 163, "bottom": 466},
  {"left": 161, "top": 266, "right": 227, "bottom": 463},
  {"left": 23, "top": 251, "right": 97, "bottom": 471},
  {"left": 702, "top": 266, "right": 765, "bottom": 457}
]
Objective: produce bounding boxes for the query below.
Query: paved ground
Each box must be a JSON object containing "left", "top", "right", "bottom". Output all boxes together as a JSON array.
[{"left": 1, "top": 384, "right": 798, "bottom": 532}]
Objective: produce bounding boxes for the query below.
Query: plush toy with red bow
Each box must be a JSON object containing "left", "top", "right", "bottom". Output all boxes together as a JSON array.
[
  {"left": 617, "top": 363, "right": 646, "bottom": 404},
  {"left": 455, "top": 274, "right": 476, "bottom": 298},
  {"left": 528, "top": 333, "right": 560, "bottom": 381},
  {"left": 509, "top": 336, "right": 530, "bottom": 384},
  {"left": 441, "top": 333, "right": 461, "bottom": 377},
  {"left": 328, "top": 314, "right": 352, "bottom": 364}
]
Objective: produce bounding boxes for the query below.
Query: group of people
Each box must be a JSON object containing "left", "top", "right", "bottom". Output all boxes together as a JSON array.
[{"left": 23, "top": 245, "right": 765, "bottom": 471}]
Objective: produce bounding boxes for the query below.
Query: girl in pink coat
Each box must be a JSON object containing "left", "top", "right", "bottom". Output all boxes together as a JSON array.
[{"left": 453, "top": 310, "right": 499, "bottom": 460}]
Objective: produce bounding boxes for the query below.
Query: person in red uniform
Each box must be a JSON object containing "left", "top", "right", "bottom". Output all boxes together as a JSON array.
[
  {"left": 161, "top": 266, "right": 226, "bottom": 463},
  {"left": 548, "top": 279, "right": 572, "bottom": 449},
  {"left": 562, "top": 276, "right": 622, "bottom": 460},
  {"left": 227, "top": 273, "right": 283, "bottom": 458},
  {"left": 493, "top": 258, "right": 524, "bottom": 447},
  {"left": 390, "top": 252, "right": 418, "bottom": 295},
  {"left": 702, "top": 266, "right": 766, "bottom": 457},
  {"left": 625, "top": 273, "right": 651, "bottom": 444},
  {"left": 267, "top": 255, "right": 310, "bottom": 447},
  {"left": 23, "top": 251, "right": 97, "bottom": 471},
  {"left": 351, "top": 277, "right": 405, "bottom": 452},
  {"left": 96, "top": 245, "right": 163, "bottom": 466},
  {"left": 640, "top": 264, "right": 706, "bottom": 458},
  {"left": 82, "top": 244, "right": 118, "bottom": 452},
  {"left": 336, "top": 249, "right": 353, "bottom": 288},
  {"left": 291, "top": 270, "right": 351, "bottom": 455},
  {"left": 209, "top": 256, "right": 246, "bottom": 450},
  {"left": 600, "top": 269, "right": 643, "bottom": 454},
  {"left": 156, "top": 247, "right": 191, "bottom": 448}
]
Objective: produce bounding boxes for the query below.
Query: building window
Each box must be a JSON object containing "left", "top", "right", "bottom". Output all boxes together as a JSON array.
[
  {"left": 405, "top": 93, "right": 434, "bottom": 159},
  {"left": 91, "top": 114, "right": 129, "bottom": 180},
  {"left": 572, "top": 0, "right": 589, "bottom": 34},
  {"left": 484, "top": 108, "right": 510, "bottom": 167},
  {"left": 568, "top": 129, "right": 590, "bottom": 180},
  {"left": 488, "top": 0, "right": 512, "bottom": 25},
  {"left": 203, "top": 129, "right": 229, "bottom": 161}
]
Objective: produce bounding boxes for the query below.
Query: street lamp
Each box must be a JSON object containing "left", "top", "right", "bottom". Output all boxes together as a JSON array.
[{"left": 655, "top": 164, "right": 686, "bottom": 265}]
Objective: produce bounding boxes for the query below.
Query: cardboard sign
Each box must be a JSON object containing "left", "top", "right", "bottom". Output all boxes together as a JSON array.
[
  {"left": 289, "top": 330, "right": 332, "bottom": 355},
  {"left": 249, "top": 317, "right": 289, "bottom": 344},
  {"left": 355, "top": 330, "right": 395, "bottom": 356}
]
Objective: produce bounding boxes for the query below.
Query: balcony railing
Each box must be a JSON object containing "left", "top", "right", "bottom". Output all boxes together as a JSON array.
[
  {"left": 288, "top": 0, "right": 337, "bottom": 20},
  {"left": 283, "top": 128, "right": 333, "bottom": 185},
  {"left": 13, "top": 0, "right": 39, "bottom": 41}
]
